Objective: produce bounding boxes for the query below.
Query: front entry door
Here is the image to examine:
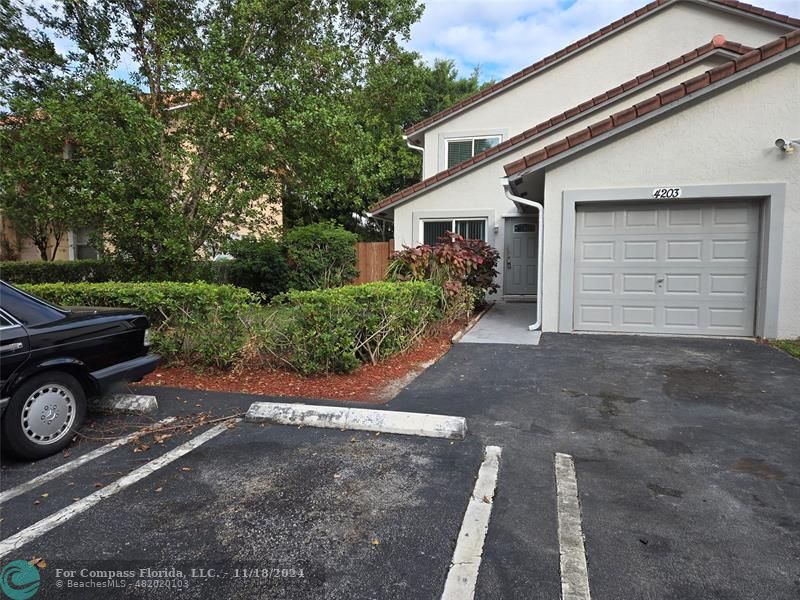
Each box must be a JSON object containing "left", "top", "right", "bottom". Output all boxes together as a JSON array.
[{"left": 504, "top": 218, "right": 538, "bottom": 296}]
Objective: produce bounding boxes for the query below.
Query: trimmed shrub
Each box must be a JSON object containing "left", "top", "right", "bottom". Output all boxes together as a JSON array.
[
  {"left": 17, "top": 282, "right": 255, "bottom": 368},
  {"left": 272, "top": 281, "right": 441, "bottom": 374},
  {"left": 0, "top": 259, "right": 235, "bottom": 285},
  {"left": 224, "top": 236, "right": 289, "bottom": 299},
  {"left": 284, "top": 222, "right": 358, "bottom": 290},
  {"left": 1, "top": 260, "right": 119, "bottom": 284}
]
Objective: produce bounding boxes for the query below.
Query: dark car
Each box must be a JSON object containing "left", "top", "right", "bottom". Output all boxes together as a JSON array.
[{"left": 0, "top": 281, "right": 160, "bottom": 459}]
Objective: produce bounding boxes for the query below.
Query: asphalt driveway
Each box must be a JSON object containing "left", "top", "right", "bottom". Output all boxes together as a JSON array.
[{"left": 389, "top": 333, "right": 800, "bottom": 600}]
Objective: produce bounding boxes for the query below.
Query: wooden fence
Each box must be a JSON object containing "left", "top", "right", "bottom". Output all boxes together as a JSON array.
[{"left": 353, "top": 240, "right": 394, "bottom": 284}]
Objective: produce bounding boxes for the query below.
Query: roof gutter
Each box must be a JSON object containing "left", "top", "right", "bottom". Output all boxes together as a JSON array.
[{"left": 503, "top": 184, "right": 543, "bottom": 332}]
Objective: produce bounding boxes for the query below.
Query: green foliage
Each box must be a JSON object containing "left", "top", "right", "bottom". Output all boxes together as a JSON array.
[
  {"left": 0, "top": 73, "right": 168, "bottom": 263},
  {"left": 0, "top": 259, "right": 233, "bottom": 285},
  {"left": 388, "top": 233, "right": 500, "bottom": 310},
  {"left": 1, "top": 260, "right": 119, "bottom": 283},
  {"left": 17, "top": 282, "right": 255, "bottom": 368},
  {"left": 272, "top": 281, "right": 441, "bottom": 374},
  {"left": 224, "top": 237, "right": 289, "bottom": 299},
  {"left": 773, "top": 339, "right": 800, "bottom": 359},
  {"left": 284, "top": 223, "right": 359, "bottom": 291}
]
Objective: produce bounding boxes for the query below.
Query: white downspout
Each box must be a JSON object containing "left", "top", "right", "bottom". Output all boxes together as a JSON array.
[
  {"left": 403, "top": 134, "right": 424, "bottom": 154},
  {"left": 503, "top": 184, "right": 543, "bottom": 331}
]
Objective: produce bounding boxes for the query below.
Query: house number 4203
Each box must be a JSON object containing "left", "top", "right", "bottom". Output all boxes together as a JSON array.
[{"left": 652, "top": 187, "right": 681, "bottom": 199}]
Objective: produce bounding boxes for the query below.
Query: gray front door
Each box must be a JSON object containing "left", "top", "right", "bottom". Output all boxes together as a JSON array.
[{"left": 504, "top": 218, "right": 538, "bottom": 296}]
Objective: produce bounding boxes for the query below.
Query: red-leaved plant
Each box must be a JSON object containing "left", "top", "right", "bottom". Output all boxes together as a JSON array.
[{"left": 386, "top": 233, "right": 499, "bottom": 309}]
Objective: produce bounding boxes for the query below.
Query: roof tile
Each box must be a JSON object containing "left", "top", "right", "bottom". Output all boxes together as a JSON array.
[
  {"left": 734, "top": 48, "right": 762, "bottom": 70},
  {"left": 634, "top": 95, "right": 662, "bottom": 116},
  {"left": 760, "top": 36, "right": 788, "bottom": 58},
  {"left": 500, "top": 31, "right": 798, "bottom": 179},
  {"left": 708, "top": 61, "right": 736, "bottom": 82},
  {"left": 402, "top": 0, "right": 797, "bottom": 136},
  {"left": 544, "top": 138, "right": 570, "bottom": 156},
  {"left": 567, "top": 128, "right": 592, "bottom": 147},
  {"left": 611, "top": 106, "right": 637, "bottom": 127},
  {"left": 504, "top": 158, "right": 527, "bottom": 176},
  {"left": 588, "top": 117, "right": 615, "bottom": 137},
  {"left": 683, "top": 71, "right": 711, "bottom": 93},
  {"left": 373, "top": 28, "right": 798, "bottom": 212},
  {"left": 657, "top": 84, "right": 687, "bottom": 103}
]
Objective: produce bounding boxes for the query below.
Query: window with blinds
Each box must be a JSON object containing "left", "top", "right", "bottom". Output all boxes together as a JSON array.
[
  {"left": 446, "top": 136, "right": 501, "bottom": 168},
  {"left": 422, "top": 219, "right": 487, "bottom": 245}
]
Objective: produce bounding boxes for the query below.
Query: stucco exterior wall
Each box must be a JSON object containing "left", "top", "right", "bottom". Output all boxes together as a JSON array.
[
  {"left": 0, "top": 216, "right": 70, "bottom": 261},
  {"left": 540, "top": 58, "right": 800, "bottom": 337},
  {"left": 393, "top": 54, "right": 733, "bottom": 292},
  {"left": 419, "top": 1, "right": 789, "bottom": 179}
]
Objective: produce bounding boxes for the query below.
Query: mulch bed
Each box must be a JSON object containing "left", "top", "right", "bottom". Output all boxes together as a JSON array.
[{"left": 140, "top": 320, "right": 465, "bottom": 404}]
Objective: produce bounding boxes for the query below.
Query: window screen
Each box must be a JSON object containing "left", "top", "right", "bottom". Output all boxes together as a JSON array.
[
  {"left": 456, "top": 220, "right": 486, "bottom": 240},
  {"left": 473, "top": 137, "right": 500, "bottom": 154},
  {"left": 446, "top": 136, "right": 501, "bottom": 168},
  {"left": 423, "top": 221, "right": 452, "bottom": 245},
  {"left": 446, "top": 140, "right": 473, "bottom": 168},
  {"left": 422, "top": 219, "right": 486, "bottom": 245}
]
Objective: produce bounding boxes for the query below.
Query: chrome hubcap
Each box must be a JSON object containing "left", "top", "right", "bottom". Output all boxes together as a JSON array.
[{"left": 21, "top": 384, "right": 76, "bottom": 445}]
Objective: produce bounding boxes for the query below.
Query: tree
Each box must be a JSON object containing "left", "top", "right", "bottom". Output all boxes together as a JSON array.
[
  {"left": 0, "top": 0, "right": 64, "bottom": 103},
  {"left": 0, "top": 74, "right": 166, "bottom": 262},
  {"left": 28, "top": 0, "right": 423, "bottom": 259}
]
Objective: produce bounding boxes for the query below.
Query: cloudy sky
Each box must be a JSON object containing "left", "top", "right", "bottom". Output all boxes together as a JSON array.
[{"left": 406, "top": 0, "right": 800, "bottom": 82}]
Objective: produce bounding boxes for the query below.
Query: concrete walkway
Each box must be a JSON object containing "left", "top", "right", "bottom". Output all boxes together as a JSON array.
[{"left": 459, "top": 301, "right": 542, "bottom": 345}]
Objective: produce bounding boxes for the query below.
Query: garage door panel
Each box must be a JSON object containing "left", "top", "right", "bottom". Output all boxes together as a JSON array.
[{"left": 574, "top": 200, "right": 758, "bottom": 336}]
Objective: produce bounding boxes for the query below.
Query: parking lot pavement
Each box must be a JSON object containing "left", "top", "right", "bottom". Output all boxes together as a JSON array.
[
  {"left": 1, "top": 410, "right": 484, "bottom": 599},
  {"left": 389, "top": 333, "right": 800, "bottom": 600}
]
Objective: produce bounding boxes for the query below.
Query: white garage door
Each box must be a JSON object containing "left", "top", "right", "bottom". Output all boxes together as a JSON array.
[{"left": 573, "top": 200, "right": 759, "bottom": 336}]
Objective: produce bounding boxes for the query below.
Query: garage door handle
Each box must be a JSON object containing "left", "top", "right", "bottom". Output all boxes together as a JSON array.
[
  {"left": 0, "top": 342, "right": 23, "bottom": 353},
  {"left": 657, "top": 278, "right": 665, "bottom": 283}
]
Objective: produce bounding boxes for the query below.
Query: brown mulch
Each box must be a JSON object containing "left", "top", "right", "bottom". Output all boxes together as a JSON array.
[{"left": 140, "top": 320, "right": 465, "bottom": 404}]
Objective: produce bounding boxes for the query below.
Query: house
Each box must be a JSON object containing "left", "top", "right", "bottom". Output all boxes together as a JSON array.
[{"left": 369, "top": 0, "right": 800, "bottom": 339}]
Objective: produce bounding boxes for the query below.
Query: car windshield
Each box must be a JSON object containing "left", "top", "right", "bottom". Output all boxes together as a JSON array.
[{"left": 0, "top": 281, "right": 67, "bottom": 326}]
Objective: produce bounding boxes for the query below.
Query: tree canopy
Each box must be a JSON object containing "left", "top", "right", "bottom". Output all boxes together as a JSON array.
[{"left": 1, "top": 0, "right": 490, "bottom": 267}]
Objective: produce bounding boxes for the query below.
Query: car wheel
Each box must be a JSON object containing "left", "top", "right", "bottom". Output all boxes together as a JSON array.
[{"left": 1, "top": 372, "right": 87, "bottom": 460}]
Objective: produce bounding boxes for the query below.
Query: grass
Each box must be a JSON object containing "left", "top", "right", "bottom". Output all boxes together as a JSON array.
[{"left": 772, "top": 339, "right": 800, "bottom": 359}]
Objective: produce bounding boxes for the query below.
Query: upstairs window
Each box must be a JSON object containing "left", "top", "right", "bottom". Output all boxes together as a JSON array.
[
  {"left": 422, "top": 219, "right": 487, "bottom": 245},
  {"left": 446, "top": 136, "right": 501, "bottom": 168}
]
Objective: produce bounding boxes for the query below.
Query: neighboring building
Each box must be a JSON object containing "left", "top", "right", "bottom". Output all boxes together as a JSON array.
[{"left": 369, "top": 0, "right": 800, "bottom": 339}]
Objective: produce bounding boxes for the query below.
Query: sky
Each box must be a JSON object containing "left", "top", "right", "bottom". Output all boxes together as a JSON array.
[{"left": 405, "top": 0, "right": 800, "bottom": 82}]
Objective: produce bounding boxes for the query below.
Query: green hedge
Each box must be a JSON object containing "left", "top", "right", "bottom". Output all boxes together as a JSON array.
[
  {"left": 274, "top": 281, "right": 441, "bottom": 374},
  {"left": 0, "top": 259, "right": 235, "bottom": 286},
  {"left": 284, "top": 223, "right": 359, "bottom": 291},
  {"left": 18, "top": 282, "right": 256, "bottom": 368}
]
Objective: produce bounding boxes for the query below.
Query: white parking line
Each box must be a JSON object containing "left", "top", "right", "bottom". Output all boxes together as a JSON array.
[
  {"left": 0, "top": 418, "right": 176, "bottom": 506},
  {"left": 555, "top": 452, "right": 591, "bottom": 600},
  {"left": 246, "top": 402, "right": 467, "bottom": 439},
  {"left": 0, "top": 420, "right": 238, "bottom": 559},
  {"left": 441, "top": 445, "right": 502, "bottom": 600}
]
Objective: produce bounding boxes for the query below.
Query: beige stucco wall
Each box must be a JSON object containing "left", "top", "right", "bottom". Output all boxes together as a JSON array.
[
  {"left": 540, "top": 58, "right": 800, "bottom": 337},
  {"left": 0, "top": 215, "right": 70, "bottom": 261},
  {"left": 419, "top": 0, "right": 790, "bottom": 178}
]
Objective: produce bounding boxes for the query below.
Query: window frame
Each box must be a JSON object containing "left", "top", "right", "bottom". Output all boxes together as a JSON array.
[
  {"left": 444, "top": 135, "right": 502, "bottom": 169},
  {"left": 420, "top": 217, "right": 488, "bottom": 245}
]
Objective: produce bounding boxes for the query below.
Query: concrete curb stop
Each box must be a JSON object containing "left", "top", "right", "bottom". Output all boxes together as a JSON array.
[
  {"left": 90, "top": 393, "right": 159, "bottom": 415},
  {"left": 245, "top": 402, "right": 467, "bottom": 440}
]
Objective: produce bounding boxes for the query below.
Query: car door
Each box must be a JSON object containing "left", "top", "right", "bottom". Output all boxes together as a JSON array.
[{"left": 0, "top": 310, "right": 30, "bottom": 398}]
